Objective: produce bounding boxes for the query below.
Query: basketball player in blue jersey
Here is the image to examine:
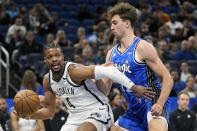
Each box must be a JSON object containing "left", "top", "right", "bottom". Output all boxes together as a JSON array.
[
  {"left": 16, "top": 43, "right": 154, "bottom": 131},
  {"left": 105, "top": 2, "right": 173, "bottom": 131}
]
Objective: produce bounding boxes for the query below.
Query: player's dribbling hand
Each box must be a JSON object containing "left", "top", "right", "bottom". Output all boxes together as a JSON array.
[
  {"left": 13, "top": 110, "right": 31, "bottom": 120},
  {"left": 150, "top": 103, "right": 163, "bottom": 116},
  {"left": 132, "top": 85, "right": 154, "bottom": 100}
]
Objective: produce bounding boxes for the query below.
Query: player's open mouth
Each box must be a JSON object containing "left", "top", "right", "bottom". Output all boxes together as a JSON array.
[{"left": 51, "top": 63, "right": 60, "bottom": 69}]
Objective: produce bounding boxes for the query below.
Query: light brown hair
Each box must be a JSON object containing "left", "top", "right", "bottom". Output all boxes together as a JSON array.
[{"left": 107, "top": 2, "right": 137, "bottom": 28}]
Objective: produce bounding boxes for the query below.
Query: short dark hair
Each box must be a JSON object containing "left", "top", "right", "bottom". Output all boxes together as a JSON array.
[
  {"left": 107, "top": 2, "right": 137, "bottom": 28},
  {"left": 43, "top": 43, "right": 62, "bottom": 56},
  {"left": 177, "top": 91, "right": 189, "bottom": 99}
]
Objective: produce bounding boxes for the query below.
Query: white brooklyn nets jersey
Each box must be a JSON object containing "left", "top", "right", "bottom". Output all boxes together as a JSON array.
[{"left": 49, "top": 61, "right": 109, "bottom": 113}]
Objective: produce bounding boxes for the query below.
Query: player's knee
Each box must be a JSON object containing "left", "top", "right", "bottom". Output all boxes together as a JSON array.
[
  {"left": 108, "top": 125, "right": 123, "bottom": 131},
  {"left": 148, "top": 119, "right": 167, "bottom": 131},
  {"left": 76, "top": 122, "right": 97, "bottom": 131}
]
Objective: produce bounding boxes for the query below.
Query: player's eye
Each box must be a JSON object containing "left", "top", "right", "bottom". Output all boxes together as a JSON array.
[
  {"left": 55, "top": 53, "right": 61, "bottom": 57},
  {"left": 47, "top": 55, "right": 52, "bottom": 59}
]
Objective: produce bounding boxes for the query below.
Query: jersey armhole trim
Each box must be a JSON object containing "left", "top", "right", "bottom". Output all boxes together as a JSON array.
[
  {"left": 133, "top": 39, "right": 146, "bottom": 65},
  {"left": 48, "top": 72, "right": 55, "bottom": 94},
  {"left": 66, "top": 64, "right": 81, "bottom": 87},
  {"left": 109, "top": 46, "right": 116, "bottom": 61}
]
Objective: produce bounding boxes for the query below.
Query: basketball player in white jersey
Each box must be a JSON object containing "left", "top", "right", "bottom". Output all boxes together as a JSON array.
[{"left": 17, "top": 43, "right": 154, "bottom": 131}]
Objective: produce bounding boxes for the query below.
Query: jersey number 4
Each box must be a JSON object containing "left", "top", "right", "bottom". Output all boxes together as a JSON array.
[{"left": 66, "top": 97, "right": 75, "bottom": 108}]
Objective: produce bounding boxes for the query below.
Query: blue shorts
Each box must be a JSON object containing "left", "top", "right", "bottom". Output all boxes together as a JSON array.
[{"left": 117, "top": 98, "right": 171, "bottom": 131}]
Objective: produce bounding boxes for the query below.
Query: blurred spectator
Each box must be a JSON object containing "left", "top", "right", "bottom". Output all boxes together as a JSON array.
[
  {"left": 175, "top": 40, "right": 196, "bottom": 60},
  {"left": 54, "top": 30, "right": 71, "bottom": 47},
  {"left": 43, "top": 96, "right": 69, "bottom": 131},
  {"left": 6, "top": 1, "right": 18, "bottom": 21},
  {"left": 25, "top": 7, "right": 40, "bottom": 32},
  {"left": 73, "top": 53, "right": 83, "bottom": 64},
  {"left": 0, "top": 4, "right": 10, "bottom": 25},
  {"left": 164, "top": 62, "right": 171, "bottom": 72},
  {"left": 0, "top": 98, "right": 10, "bottom": 131},
  {"left": 113, "top": 95, "right": 127, "bottom": 122},
  {"left": 77, "top": 5, "right": 93, "bottom": 21},
  {"left": 94, "top": 46, "right": 107, "bottom": 64},
  {"left": 108, "top": 92, "right": 121, "bottom": 110},
  {"left": 158, "top": 26, "right": 169, "bottom": 43},
  {"left": 45, "top": 12, "right": 58, "bottom": 34},
  {"left": 93, "top": 5, "right": 106, "bottom": 19},
  {"left": 183, "top": 19, "right": 195, "bottom": 38},
  {"left": 169, "top": 91, "right": 196, "bottom": 131},
  {"left": 96, "top": 26, "right": 109, "bottom": 46},
  {"left": 20, "top": 70, "right": 45, "bottom": 96},
  {"left": 180, "top": 61, "right": 192, "bottom": 82},
  {"left": 34, "top": 3, "right": 50, "bottom": 35},
  {"left": 16, "top": 7, "right": 27, "bottom": 27},
  {"left": 5, "top": 17, "right": 26, "bottom": 44},
  {"left": 152, "top": 6, "right": 170, "bottom": 28},
  {"left": 182, "top": 76, "right": 197, "bottom": 98},
  {"left": 0, "top": 0, "right": 9, "bottom": 5},
  {"left": 46, "top": 33, "right": 54, "bottom": 44},
  {"left": 165, "top": 13, "right": 183, "bottom": 35},
  {"left": 10, "top": 110, "right": 45, "bottom": 131},
  {"left": 74, "top": 39, "right": 89, "bottom": 49},
  {"left": 18, "top": 30, "right": 42, "bottom": 56},
  {"left": 137, "top": 4, "right": 152, "bottom": 26},
  {"left": 140, "top": 23, "right": 152, "bottom": 41},
  {"left": 188, "top": 36, "right": 197, "bottom": 53},
  {"left": 112, "top": 87, "right": 121, "bottom": 95},
  {"left": 169, "top": 42, "right": 178, "bottom": 59},
  {"left": 73, "top": 27, "right": 86, "bottom": 44},
  {"left": 170, "top": 69, "right": 186, "bottom": 95},
  {"left": 157, "top": 40, "right": 174, "bottom": 62},
  {"left": 88, "top": 19, "right": 109, "bottom": 43},
  {"left": 170, "top": 25, "right": 185, "bottom": 43},
  {"left": 82, "top": 45, "right": 96, "bottom": 65}
]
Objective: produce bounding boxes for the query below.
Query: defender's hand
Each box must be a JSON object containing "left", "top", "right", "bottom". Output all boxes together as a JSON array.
[
  {"left": 151, "top": 103, "right": 163, "bottom": 116},
  {"left": 132, "top": 85, "right": 154, "bottom": 100}
]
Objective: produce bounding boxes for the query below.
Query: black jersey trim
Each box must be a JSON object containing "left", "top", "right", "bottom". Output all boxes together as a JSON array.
[
  {"left": 66, "top": 63, "right": 81, "bottom": 87},
  {"left": 116, "top": 36, "right": 137, "bottom": 55},
  {"left": 48, "top": 72, "right": 55, "bottom": 94},
  {"left": 83, "top": 81, "right": 104, "bottom": 105},
  {"left": 145, "top": 66, "right": 167, "bottom": 118},
  {"left": 133, "top": 38, "right": 146, "bottom": 65},
  {"left": 109, "top": 46, "right": 116, "bottom": 61}
]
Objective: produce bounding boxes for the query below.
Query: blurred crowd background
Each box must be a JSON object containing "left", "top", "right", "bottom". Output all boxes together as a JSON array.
[{"left": 1, "top": 0, "right": 197, "bottom": 130}]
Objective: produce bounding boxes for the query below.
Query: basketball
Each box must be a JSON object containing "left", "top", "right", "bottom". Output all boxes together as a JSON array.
[{"left": 14, "top": 90, "right": 40, "bottom": 117}]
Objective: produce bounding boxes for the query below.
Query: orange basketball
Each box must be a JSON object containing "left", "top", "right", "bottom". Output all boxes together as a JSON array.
[{"left": 14, "top": 90, "right": 40, "bottom": 117}]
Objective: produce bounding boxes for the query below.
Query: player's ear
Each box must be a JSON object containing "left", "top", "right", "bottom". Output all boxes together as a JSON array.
[{"left": 125, "top": 20, "right": 130, "bottom": 27}]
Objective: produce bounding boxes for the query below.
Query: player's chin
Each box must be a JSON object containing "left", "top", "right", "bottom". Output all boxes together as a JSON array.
[{"left": 51, "top": 67, "right": 61, "bottom": 73}]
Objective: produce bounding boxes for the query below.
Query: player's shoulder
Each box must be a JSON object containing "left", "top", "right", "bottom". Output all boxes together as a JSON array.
[
  {"left": 137, "top": 39, "right": 155, "bottom": 51},
  {"left": 43, "top": 73, "right": 49, "bottom": 83},
  {"left": 44, "top": 73, "right": 49, "bottom": 79}
]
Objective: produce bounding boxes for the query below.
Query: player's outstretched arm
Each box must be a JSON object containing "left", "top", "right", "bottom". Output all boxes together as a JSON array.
[
  {"left": 29, "top": 74, "right": 56, "bottom": 120},
  {"left": 68, "top": 63, "right": 154, "bottom": 100}
]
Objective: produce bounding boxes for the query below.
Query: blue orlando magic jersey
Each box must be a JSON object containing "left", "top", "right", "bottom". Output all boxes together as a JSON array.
[{"left": 110, "top": 37, "right": 165, "bottom": 130}]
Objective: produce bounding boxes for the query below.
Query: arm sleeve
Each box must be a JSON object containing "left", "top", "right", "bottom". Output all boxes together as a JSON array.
[{"left": 94, "top": 65, "right": 134, "bottom": 90}]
